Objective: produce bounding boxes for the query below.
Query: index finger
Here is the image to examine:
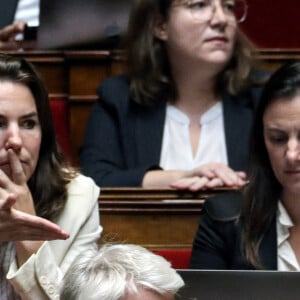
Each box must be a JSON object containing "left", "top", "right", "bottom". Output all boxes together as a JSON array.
[
  {"left": 13, "top": 209, "right": 70, "bottom": 240},
  {"left": 213, "top": 168, "right": 247, "bottom": 187},
  {"left": 171, "top": 176, "right": 209, "bottom": 190},
  {"left": 8, "top": 149, "right": 26, "bottom": 185},
  {"left": 1, "top": 194, "right": 16, "bottom": 210}
]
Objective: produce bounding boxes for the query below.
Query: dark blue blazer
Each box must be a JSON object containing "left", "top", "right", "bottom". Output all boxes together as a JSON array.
[
  {"left": 190, "top": 191, "right": 277, "bottom": 270},
  {"left": 0, "top": 0, "right": 19, "bottom": 28},
  {"left": 80, "top": 76, "right": 261, "bottom": 187}
]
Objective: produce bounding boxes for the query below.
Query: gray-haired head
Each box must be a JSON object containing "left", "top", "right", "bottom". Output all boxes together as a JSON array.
[{"left": 61, "top": 244, "right": 184, "bottom": 300}]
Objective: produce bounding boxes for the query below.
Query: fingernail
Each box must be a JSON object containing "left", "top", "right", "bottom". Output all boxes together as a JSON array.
[{"left": 60, "top": 230, "right": 69, "bottom": 239}]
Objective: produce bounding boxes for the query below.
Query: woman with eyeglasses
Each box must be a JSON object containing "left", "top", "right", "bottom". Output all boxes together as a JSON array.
[{"left": 80, "top": 0, "right": 267, "bottom": 190}]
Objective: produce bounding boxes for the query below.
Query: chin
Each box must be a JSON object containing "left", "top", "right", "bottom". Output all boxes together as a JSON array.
[
  {"left": 203, "top": 52, "right": 231, "bottom": 66},
  {"left": 204, "top": 57, "right": 230, "bottom": 72},
  {"left": 213, "top": 53, "right": 231, "bottom": 63},
  {"left": 283, "top": 183, "right": 300, "bottom": 196}
]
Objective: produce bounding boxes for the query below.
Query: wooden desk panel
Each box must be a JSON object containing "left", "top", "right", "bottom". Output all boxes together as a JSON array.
[
  {"left": 99, "top": 188, "right": 227, "bottom": 249},
  {"left": 66, "top": 51, "right": 112, "bottom": 97},
  {"left": 255, "top": 49, "right": 300, "bottom": 72},
  {"left": 100, "top": 214, "right": 200, "bottom": 249},
  {"left": 65, "top": 51, "right": 126, "bottom": 164},
  {"left": 9, "top": 51, "right": 68, "bottom": 96}
]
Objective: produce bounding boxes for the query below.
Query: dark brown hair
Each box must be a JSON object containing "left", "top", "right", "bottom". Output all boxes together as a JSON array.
[{"left": 241, "top": 61, "right": 300, "bottom": 268}]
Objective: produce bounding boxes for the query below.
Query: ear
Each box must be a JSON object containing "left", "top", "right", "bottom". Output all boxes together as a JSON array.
[{"left": 150, "top": 14, "right": 168, "bottom": 41}]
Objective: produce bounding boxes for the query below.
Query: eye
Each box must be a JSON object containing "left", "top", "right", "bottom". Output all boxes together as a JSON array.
[
  {"left": 268, "top": 135, "right": 288, "bottom": 145},
  {"left": 0, "top": 118, "right": 7, "bottom": 129},
  {"left": 21, "top": 119, "right": 38, "bottom": 129},
  {"left": 187, "top": 0, "right": 209, "bottom": 10},
  {"left": 223, "top": 0, "right": 235, "bottom": 12}
]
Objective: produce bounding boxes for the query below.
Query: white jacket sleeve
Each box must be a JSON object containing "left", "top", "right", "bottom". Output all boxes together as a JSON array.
[{"left": 7, "top": 174, "right": 102, "bottom": 300}]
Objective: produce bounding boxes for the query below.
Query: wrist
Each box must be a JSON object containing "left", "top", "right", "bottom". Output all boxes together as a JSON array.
[{"left": 15, "top": 240, "right": 44, "bottom": 267}]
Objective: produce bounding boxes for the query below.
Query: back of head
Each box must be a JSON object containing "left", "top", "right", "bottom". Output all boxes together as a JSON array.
[{"left": 61, "top": 244, "right": 184, "bottom": 300}]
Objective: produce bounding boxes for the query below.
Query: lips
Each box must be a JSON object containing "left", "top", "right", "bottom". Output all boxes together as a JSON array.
[
  {"left": 205, "top": 36, "right": 228, "bottom": 43},
  {"left": 284, "top": 169, "right": 300, "bottom": 174}
]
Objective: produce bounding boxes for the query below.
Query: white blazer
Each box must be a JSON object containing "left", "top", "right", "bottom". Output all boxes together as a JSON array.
[{"left": 7, "top": 174, "right": 102, "bottom": 299}]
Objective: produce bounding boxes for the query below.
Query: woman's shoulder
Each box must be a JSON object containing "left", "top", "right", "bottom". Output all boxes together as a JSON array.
[
  {"left": 241, "top": 69, "right": 271, "bottom": 109},
  {"left": 96, "top": 75, "right": 132, "bottom": 109},
  {"left": 67, "top": 173, "right": 100, "bottom": 200},
  {"left": 203, "top": 190, "right": 242, "bottom": 221},
  {"left": 57, "top": 174, "right": 100, "bottom": 228},
  {"left": 97, "top": 75, "right": 130, "bottom": 97},
  {"left": 225, "top": 69, "right": 270, "bottom": 110}
]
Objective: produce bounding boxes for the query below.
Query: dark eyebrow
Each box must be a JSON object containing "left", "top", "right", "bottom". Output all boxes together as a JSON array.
[
  {"left": 19, "top": 112, "right": 39, "bottom": 119},
  {"left": 266, "top": 128, "right": 281, "bottom": 131},
  {"left": 0, "top": 112, "right": 39, "bottom": 119},
  {"left": 265, "top": 127, "right": 287, "bottom": 134}
]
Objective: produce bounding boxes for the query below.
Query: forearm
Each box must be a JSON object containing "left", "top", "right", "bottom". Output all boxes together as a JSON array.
[
  {"left": 15, "top": 240, "right": 45, "bottom": 267},
  {"left": 7, "top": 242, "right": 61, "bottom": 300},
  {"left": 82, "top": 163, "right": 162, "bottom": 187},
  {"left": 142, "top": 169, "right": 193, "bottom": 188}
]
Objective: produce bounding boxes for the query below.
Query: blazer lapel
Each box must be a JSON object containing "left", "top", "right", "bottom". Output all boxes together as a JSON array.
[
  {"left": 135, "top": 102, "right": 166, "bottom": 166},
  {"left": 0, "top": 0, "right": 19, "bottom": 28},
  {"left": 259, "top": 218, "right": 278, "bottom": 270}
]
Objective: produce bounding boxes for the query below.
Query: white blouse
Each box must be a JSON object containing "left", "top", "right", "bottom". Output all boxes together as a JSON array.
[
  {"left": 0, "top": 243, "right": 20, "bottom": 300},
  {"left": 14, "top": 0, "right": 40, "bottom": 26},
  {"left": 159, "top": 102, "right": 228, "bottom": 170},
  {"left": 277, "top": 201, "right": 300, "bottom": 270}
]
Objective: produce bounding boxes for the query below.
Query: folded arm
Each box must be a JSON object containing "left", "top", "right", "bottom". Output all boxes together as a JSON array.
[{"left": 143, "top": 162, "right": 247, "bottom": 191}]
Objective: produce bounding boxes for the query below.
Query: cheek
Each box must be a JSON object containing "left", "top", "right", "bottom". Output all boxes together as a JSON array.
[
  {"left": 22, "top": 135, "right": 41, "bottom": 181},
  {"left": 229, "top": 24, "right": 237, "bottom": 38},
  {"left": 227, "top": 26, "right": 237, "bottom": 49},
  {"left": 167, "top": 18, "right": 205, "bottom": 44},
  {"left": 27, "top": 132, "right": 42, "bottom": 165},
  {"left": 0, "top": 137, "right": 5, "bottom": 149},
  {"left": 33, "top": 137, "right": 41, "bottom": 159}
]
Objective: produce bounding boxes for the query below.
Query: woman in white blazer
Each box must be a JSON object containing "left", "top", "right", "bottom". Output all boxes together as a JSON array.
[{"left": 0, "top": 54, "right": 102, "bottom": 299}]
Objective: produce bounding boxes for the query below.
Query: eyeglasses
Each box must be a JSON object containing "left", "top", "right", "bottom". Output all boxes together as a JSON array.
[{"left": 177, "top": 0, "right": 248, "bottom": 24}]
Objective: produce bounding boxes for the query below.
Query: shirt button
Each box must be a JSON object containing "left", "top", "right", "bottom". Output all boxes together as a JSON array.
[
  {"left": 48, "top": 285, "right": 55, "bottom": 295},
  {"left": 40, "top": 276, "right": 48, "bottom": 286}
]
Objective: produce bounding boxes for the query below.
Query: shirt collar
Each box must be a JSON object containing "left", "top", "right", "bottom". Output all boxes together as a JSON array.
[
  {"left": 277, "top": 201, "right": 293, "bottom": 246},
  {"left": 166, "top": 101, "right": 222, "bottom": 125}
]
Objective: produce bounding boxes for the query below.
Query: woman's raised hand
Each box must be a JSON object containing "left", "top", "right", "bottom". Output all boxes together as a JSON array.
[
  {"left": 0, "top": 197, "right": 69, "bottom": 241},
  {"left": 0, "top": 149, "right": 69, "bottom": 241}
]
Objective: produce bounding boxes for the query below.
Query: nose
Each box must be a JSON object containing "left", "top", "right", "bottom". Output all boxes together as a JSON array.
[
  {"left": 210, "top": 2, "right": 228, "bottom": 26},
  {"left": 5, "top": 124, "right": 22, "bottom": 152},
  {"left": 286, "top": 139, "right": 300, "bottom": 162}
]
